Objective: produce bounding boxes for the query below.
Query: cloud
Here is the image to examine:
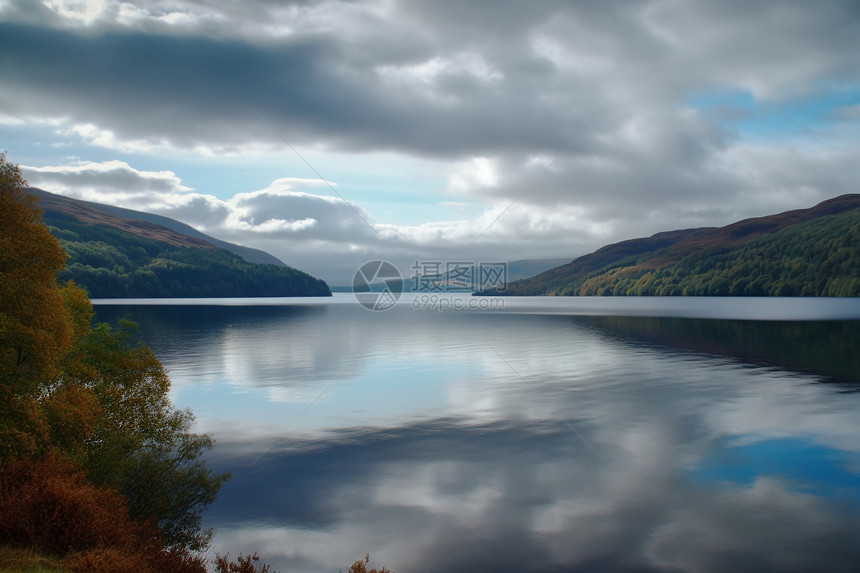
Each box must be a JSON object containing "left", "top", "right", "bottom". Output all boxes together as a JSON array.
[
  {"left": 24, "top": 161, "right": 370, "bottom": 236},
  {"left": 206, "top": 422, "right": 860, "bottom": 573},
  {"left": 4, "top": 0, "right": 855, "bottom": 157},
  {"left": 24, "top": 159, "right": 191, "bottom": 195},
  {"left": 7, "top": 0, "right": 860, "bottom": 282},
  {"left": 24, "top": 158, "right": 608, "bottom": 281},
  {"left": 225, "top": 179, "right": 377, "bottom": 242},
  {"left": 23, "top": 160, "right": 396, "bottom": 279}
]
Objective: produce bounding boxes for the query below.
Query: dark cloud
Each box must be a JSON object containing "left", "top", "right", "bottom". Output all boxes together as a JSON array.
[
  {"left": 5, "top": 0, "right": 860, "bottom": 156},
  {"left": 0, "top": 17, "right": 581, "bottom": 156}
]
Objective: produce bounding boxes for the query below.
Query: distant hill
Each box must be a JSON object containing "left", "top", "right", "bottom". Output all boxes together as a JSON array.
[
  {"left": 29, "top": 188, "right": 286, "bottom": 266},
  {"left": 30, "top": 188, "right": 331, "bottom": 298},
  {"left": 329, "top": 257, "right": 569, "bottom": 292},
  {"left": 505, "top": 258, "right": 572, "bottom": 282},
  {"left": 331, "top": 259, "right": 570, "bottom": 292},
  {"left": 484, "top": 194, "right": 860, "bottom": 297}
]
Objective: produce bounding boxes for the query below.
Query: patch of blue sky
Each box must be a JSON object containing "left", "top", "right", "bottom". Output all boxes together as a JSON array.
[
  {"left": 172, "top": 149, "right": 453, "bottom": 221},
  {"left": 687, "top": 86, "right": 860, "bottom": 141},
  {"left": 3, "top": 122, "right": 83, "bottom": 167},
  {"left": 692, "top": 436, "right": 860, "bottom": 502}
]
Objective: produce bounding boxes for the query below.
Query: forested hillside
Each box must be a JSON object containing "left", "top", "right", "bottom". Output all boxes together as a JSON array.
[
  {"left": 37, "top": 200, "right": 331, "bottom": 298},
  {"left": 492, "top": 195, "right": 860, "bottom": 297}
]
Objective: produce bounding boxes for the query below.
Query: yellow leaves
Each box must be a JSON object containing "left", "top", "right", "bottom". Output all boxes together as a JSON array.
[
  {"left": 0, "top": 386, "right": 50, "bottom": 462},
  {"left": 61, "top": 281, "right": 94, "bottom": 342},
  {"left": 0, "top": 156, "right": 74, "bottom": 385},
  {"left": 41, "top": 380, "right": 102, "bottom": 462}
]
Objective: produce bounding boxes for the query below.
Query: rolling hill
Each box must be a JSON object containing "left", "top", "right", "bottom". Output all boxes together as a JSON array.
[
  {"left": 485, "top": 194, "right": 860, "bottom": 297},
  {"left": 30, "top": 188, "right": 331, "bottom": 298}
]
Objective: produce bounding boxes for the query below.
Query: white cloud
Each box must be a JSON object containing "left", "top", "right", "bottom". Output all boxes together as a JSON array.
[
  {"left": 56, "top": 123, "right": 167, "bottom": 154},
  {"left": 24, "top": 159, "right": 191, "bottom": 194},
  {"left": 42, "top": 0, "right": 107, "bottom": 25},
  {"left": 377, "top": 52, "right": 504, "bottom": 89},
  {"left": 446, "top": 156, "right": 501, "bottom": 196}
]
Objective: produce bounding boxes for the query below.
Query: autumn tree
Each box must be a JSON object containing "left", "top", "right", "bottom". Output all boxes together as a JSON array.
[
  {"left": 0, "top": 154, "right": 228, "bottom": 552},
  {"left": 0, "top": 152, "right": 82, "bottom": 460}
]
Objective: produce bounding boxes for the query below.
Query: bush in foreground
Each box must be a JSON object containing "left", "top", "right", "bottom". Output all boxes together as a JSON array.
[{"left": 0, "top": 455, "right": 206, "bottom": 573}]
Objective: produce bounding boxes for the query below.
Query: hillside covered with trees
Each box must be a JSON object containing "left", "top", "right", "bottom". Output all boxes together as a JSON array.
[
  {"left": 32, "top": 190, "right": 331, "bottom": 298},
  {"left": 488, "top": 195, "right": 860, "bottom": 297}
]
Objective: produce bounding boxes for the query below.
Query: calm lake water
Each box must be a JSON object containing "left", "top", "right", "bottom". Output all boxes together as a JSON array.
[{"left": 92, "top": 294, "right": 860, "bottom": 573}]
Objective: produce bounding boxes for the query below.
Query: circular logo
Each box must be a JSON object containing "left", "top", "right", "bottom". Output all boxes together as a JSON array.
[{"left": 352, "top": 260, "right": 403, "bottom": 311}]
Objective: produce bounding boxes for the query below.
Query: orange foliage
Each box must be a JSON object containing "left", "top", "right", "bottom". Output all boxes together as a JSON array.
[
  {"left": 0, "top": 455, "right": 207, "bottom": 573},
  {"left": 66, "top": 546, "right": 207, "bottom": 573},
  {"left": 0, "top": 454, "right": 140, "bottom": 555},
  {"left": 64, "top": 547, "right": 146, "bottom": 573}
]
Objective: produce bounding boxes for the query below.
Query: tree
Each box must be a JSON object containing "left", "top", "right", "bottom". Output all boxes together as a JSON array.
[
  {"left": 0, "top": 153, "right": 228, "bottom": 551},
  {"left": 0, "top": 153, "right": 72, "bottom": 381},
  {"left": 0, "top": 152, "right": 77, "bottom": 461},
  {"left": 63, "top": 321, "right": 230, "bottom": 551}
]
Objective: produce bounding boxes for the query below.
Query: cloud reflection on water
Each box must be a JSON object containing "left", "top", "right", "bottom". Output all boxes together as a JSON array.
[
  {"left": 93, "top": 301, "right": 860, "bottom": 572},
  {"left": 206, "top": 418, "right": 860, "bottom": 573}
]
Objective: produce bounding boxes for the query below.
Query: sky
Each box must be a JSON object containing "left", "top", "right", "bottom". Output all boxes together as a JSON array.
[{"left": 3, "top": 0, "right": 860, "bottom": 285}]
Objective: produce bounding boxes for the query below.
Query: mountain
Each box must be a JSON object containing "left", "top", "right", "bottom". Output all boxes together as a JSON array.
[
  {"left": 505, "top": 258, "right": 572, "bottom": 282},
  {"left": 485, "top": 194, "right": 860, "bottom": 297},
  {"left": 29, "top": 188, "right": 285, "bottom": 266},
  {"left": 30, "top": 188, "right": 331, "bottom": 298}
]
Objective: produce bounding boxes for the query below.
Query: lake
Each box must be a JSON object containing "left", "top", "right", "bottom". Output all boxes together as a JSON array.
[{"left": 92, "top": 294, "right": 860, "bottom": 573}]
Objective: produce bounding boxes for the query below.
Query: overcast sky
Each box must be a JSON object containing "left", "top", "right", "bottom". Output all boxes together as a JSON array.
[{"left": 3, "top": 0, "right": 860, "bottom": 284}]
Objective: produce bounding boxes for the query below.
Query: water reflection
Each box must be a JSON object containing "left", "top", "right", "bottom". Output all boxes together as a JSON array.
[
  {"left": 577, "top": 316, "right": 860, "bottom": 384},
  {"left": 93, "top": 301, "right": 860, "bottom": 572}
]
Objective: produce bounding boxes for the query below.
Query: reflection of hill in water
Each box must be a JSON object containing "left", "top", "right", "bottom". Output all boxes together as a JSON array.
[
  {"left": 91, "top": 304, "right": 368, "bottom": 385},
  {"left": 94, "top": 303, "right": 323, "bottom": 338},
  {"left": 577, "top": 316, "right": 860, "bottom": 385}
]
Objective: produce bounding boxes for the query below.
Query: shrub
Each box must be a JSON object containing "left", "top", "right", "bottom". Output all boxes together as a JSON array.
[
  {"left": 0, "top": 455, "right": 207, "bottom": 573},
  {"left": 0, "top": 455, "right": 136, "bottom": 556},
  {"left": 348, "top": 554, "right": 392, "bottom": 573},
  {"left": 66, "top": 546, "right": 207, "bottom": 573}
]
